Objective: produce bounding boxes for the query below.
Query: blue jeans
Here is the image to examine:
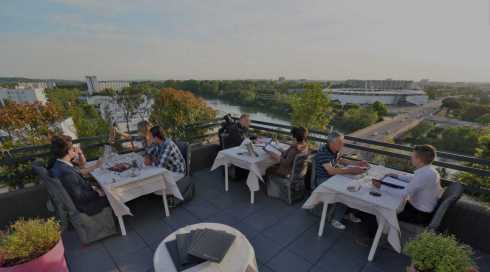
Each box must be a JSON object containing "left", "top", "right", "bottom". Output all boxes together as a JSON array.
[{"left": 332, "top": 203, "right": 348, "bottom": 222}]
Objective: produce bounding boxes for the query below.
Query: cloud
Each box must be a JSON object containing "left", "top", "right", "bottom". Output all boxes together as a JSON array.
[{"left": 2, "top": 0, "right": 490, "bottom": 81}]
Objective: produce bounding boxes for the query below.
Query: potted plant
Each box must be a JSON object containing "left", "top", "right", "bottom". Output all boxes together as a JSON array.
[
  {"left": 0, "top": 218, "right": 67, "bottom": 272},
  {"left": 404, "top": 231, "right": 477, "bottom": 272}
]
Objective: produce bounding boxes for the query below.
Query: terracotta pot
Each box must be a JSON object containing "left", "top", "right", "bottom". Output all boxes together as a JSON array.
[{"left": 0, "top": 238, "right": 68, "bottom": 272}]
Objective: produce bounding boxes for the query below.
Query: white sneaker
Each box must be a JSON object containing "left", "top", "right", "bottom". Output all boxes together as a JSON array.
[
  {"left": 331, "top": 220, "right": 346, "bottom": 230},
  {"left": 345, "top": 213, "right": 362, "bottom": 224}
]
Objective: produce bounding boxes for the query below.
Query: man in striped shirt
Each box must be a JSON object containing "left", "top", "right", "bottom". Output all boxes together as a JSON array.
[{"left": 314, "top": 131, "right": 368, "bottom": 230}]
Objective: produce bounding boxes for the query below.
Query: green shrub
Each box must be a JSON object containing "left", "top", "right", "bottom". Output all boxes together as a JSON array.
[
  {"left": 404, "top": 231, "right": 475, "bottom": 272},
  {"left": 0, "top": 218, "right": 61, "bottom": 267}
]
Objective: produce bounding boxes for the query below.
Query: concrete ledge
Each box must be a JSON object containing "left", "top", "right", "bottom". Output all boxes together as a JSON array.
[
  {"left": 442, "top": 197, "right": 490, "bottom": 252},
  {"left": 0, "top": 183, "right": 52, "bottom": 229}
]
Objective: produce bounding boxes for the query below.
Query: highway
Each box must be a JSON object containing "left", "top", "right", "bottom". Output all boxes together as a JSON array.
[{"left": 348, "top": 99, "right": 442, "bottom": 142}]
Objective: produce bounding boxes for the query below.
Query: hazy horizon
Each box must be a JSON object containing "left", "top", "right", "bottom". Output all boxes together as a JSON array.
[{"left": 2, "top": 0, "right": 490, "bottom": 82}]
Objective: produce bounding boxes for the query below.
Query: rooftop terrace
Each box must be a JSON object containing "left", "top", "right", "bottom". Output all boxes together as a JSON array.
[{"left": 60, "top": 169, "right": 490, "bottom": 272}]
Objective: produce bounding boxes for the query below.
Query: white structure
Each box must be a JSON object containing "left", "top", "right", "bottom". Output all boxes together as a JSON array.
[
  {"left": 0, "top": 87, "right": 47, "bottom": 106},
  {"left": 17, "top": 81, "right": 56, "bottom": 89},
  {"left": 86, "top": 95, "right": 153, "bottom": 131},
  {"left": 326, "top": 88, "right": 428, "bottom": 106},
  {"left": 86, "top": 76, "right": 130, "bottom": 95}
]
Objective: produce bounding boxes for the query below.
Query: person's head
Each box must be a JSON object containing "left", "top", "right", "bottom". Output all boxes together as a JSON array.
[
  {"left": 149, "top": 126, "right": 165, "bottom": 144},
  {"left": 239, "top": 114, "right": 251, "bottom": 128},
  {"left": 51, "top": 135, "right": 76, "bottom": 161},
  {"left": 412, "top": 144, "right": 436, "bottom": 168},
  {"left": 291, "top": 127, "right": 308, "bottom": 144},
  {"left": 137, "top": 120, "right": 152, "bottom": 136},
  {"left": 327, "top": 131, "right": 344, "bottom": 153}
]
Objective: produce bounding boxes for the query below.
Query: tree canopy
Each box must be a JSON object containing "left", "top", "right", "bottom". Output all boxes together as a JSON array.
[{"left": 289, "top": 83, "right": 332, "bottom": 130}]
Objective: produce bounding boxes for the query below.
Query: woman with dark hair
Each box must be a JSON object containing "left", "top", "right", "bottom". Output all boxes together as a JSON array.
[{"left": 265, "top": 127, "right": 309, "bottom": 178}]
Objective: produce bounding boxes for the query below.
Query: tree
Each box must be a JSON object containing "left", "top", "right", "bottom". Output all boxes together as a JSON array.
[
  {"left": 289, "top": 83, "right": 332, "bottom": 130},
  {"left": 334, "top": 107, "right": 379, "bottom": 133},
  {"left": 477, "top": 113, "right": 490, "bottom": 125},
  {"left": 112, "top": 87, "right": 145, "bottom": 133},
  {"left": 150, "top": 88, "right": 217, "bottom": 140},
  {"left": 370, "top": 101, "right": 388, "bottom": 118}
]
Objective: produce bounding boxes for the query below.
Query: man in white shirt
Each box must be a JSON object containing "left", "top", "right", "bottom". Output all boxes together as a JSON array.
[{"left": 376, "top": 144, "right": 443, "bottom": 225}]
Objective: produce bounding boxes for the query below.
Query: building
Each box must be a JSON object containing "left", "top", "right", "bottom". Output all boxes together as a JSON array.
[
  {"left": 0, "top": 87, "right": 47, "bottom": 106},
  {"left": 326, "top": 88, "right": 428, "bottom": 106},
  {"left": 85, "top": 76, "right": 130, "bottom": 95},
  {"left": 17, "top": 81, "right": 56, "bottom": 89},
  {"left": 86, "top": 95, "right": 153, "bottom": 131},
  {"left": 345, "top": 79, "right": 415, "bottom": 90}
]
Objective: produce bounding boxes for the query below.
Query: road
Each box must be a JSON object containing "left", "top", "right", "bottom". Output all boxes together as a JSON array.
[{"left": 348, "top": 99, "right": 442, "bottom": 142}]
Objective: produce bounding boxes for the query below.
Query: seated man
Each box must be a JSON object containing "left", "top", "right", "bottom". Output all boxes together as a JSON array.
[
  {"left": 50, "top": 135, "right": 109, "bottom": 216},
  {"left": 314, "top": 131, "right": 368, "bottom": 230},
  {"left": 376, "top": 144, "right": 443, "bottom": 226},
  {"left": 145, "top": 126, "right": 185, "bottom": 174},
  {"left": 145, "top": 126, "right": 194, "bottom": 207}
]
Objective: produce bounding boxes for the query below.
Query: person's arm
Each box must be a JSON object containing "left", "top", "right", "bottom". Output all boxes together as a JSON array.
[
  {"left": 405, "top": 172, "right": 424, "bottom": 198},
  {"left": 322, "top": 161, "right": 366, "bottom": 176},
  {"left": 384, "top": 173, "right": 412, "bottom": 182},
  {"left": 78, "top": 159, "right": 103, "bottom": 176},
  {"left": 157, "top": 144, "right": 173, "bottom": 167},
  {"left": 60, "top": 172, "right": 103, "bottom": 203},
  {"left": 338, "top": 157, "right": 368, "bottom": 167}
]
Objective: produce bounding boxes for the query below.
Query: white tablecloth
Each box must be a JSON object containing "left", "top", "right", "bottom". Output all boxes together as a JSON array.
[
  {"left": 210, "top": 144, "right": 288, "bottom": 192},
  {"left": 90, "top": 153, "right": 184, "bottom": 218},
  {"left": 154, "top": 223, "right": 258, "bottom": 272},
  {"left": 303, "top": 165, "right": 409, "bottom": 253}
]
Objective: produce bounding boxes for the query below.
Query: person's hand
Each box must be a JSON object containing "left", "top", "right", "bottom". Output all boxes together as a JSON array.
[
  {"left": 372, "top": 179, "right": 382, "bottom": 189},
  {"left": 144, "top": 156, "right": 153, "bottom": 166},
  {"left": 349, "top": 166, "right": 367, "bottom": 175},
  {"left": 95, "top": 158, "right": 104, "bottom": 168},
  {"left": 357, "top": 160, "right": 369, "bottom": 167}
]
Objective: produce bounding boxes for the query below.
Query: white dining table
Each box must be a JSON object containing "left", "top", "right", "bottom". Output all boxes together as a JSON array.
[
  {"left": 210, "top": 143, "right": 288, "bottom": 204},
  {"left": 90, "top": 153, "right": 184, "bottom": 236},
  {"left": 303, "top": 165, "right": 410, "bottom": 261},
  {"left": 153, "top": 223, "right": 258, "bottom": 272}
]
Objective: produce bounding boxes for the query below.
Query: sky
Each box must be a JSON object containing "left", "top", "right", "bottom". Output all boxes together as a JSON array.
[{"left": 1, "top": 0, "right": 490, "bottom": 82}]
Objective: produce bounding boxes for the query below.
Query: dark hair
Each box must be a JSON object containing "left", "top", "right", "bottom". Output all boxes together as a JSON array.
[
  {"left": 240, "top": 114, "right": 250, "bottom": 120},
  {"left": 413, "top": 144, "right": 436, "bottom": 164},
  {"left": 51, "top": 135, "right": 73, "bottom": 158},
  {"left": 291, "top": 127, "right": 308, "bottom": 143},
  {"left": 150, "top": 126, "right": 165, "bottom": 140}
]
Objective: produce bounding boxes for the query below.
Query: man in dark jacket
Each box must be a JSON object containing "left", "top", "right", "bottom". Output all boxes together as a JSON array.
[
  {"left": 50, "top": 135, "right": 109, "bottom": 216},
  {"left": 224, "top": 114, "right": 256, "bottom": 148}
]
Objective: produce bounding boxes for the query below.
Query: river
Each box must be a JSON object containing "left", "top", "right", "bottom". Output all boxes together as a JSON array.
[{"left": 204, "top": 98, "right": 291, "bottom": 126}]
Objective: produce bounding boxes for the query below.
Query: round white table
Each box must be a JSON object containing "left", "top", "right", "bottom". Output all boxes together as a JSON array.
[{"left": 153, "top": 223, "right": 258, "bottom": 272}]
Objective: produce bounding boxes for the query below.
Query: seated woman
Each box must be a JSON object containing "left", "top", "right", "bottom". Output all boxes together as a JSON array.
[
  {"left": 266, "top": 127, "right": 309, "bottom": 179},
  {"left": 50, "top": 135, "right": 109, "bottom": 216}
]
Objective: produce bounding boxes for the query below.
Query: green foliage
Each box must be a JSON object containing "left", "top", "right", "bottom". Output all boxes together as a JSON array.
[
  {"left": 477, "top": 113, "right": 490, "bottom": 125},
  {"left": 333, "top": 107, "right": 379, "bottom": 133},
  {"left": 404, "top": 231, "right": 475, "bottom": 272},
  {"left": 150, "top": 88, "right": 217, "bottom": 140},
  {"left": 0, "top": 218, "right": 61, "bottom": 267},
  {"left": 404, "top": 121, "right": 479, "bottom": 155},
  {"left": 370, "top": 101, "right": 388, "bottom": 118},
  {"left": 290, "top": 83, "right": 332, "bottom": 130}
]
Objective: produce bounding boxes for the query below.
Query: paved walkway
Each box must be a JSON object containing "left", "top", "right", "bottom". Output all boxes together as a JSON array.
[{"left": 62, "top": 169, "right": 490, "bottom": 272}]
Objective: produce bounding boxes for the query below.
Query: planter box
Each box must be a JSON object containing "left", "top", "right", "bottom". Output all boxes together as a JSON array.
[{"left": 0, "top": 239, "right": 67, "bottom": 272}]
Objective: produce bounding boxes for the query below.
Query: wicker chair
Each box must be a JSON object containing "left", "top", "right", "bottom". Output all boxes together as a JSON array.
[
  {"left": 32, "top": 163, "right": 117, "bottom": 244},
  {"left": 266, "top": 153, "right": 311, "bottom": 205},
  {"left": 400, "top": 182, "right": 464, "bottom": 246}
]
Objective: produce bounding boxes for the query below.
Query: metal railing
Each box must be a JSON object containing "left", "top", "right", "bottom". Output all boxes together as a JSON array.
[{"left": 1, "top": 117, "right": 489, "bottom": 195}]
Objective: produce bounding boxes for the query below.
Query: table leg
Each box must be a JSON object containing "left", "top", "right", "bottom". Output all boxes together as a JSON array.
[
  {"left": 318, "top": 202, "right": 328, "bottom": 237},
  {"left": 368, "top": 218, "right": 386, "bottom": 261},
  {"left": 250, "top": 191, "right": 255, "bottom": 204},
  {"left": 224, "top": 164, "right": 229, "bottom": 192},
  {"left": 117, "top": 216, "right": 127, "bottom": 236},
  {"left": 162, "top": 193, "right": 170, "bottom": 217}
]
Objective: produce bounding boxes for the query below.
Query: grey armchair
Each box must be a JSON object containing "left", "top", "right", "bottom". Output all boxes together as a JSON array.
[
  {"left": 266, "top": 153, "right": 311, "bottom": 204},
  {"left": 170, "top": 141, "right": 195, "bottom": 206},
  {"left": 400, "top": 182, "right": 464, "bottom": 246},
  {"left": 32, "top": 163, "right": 117, "bottom": 244}
]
